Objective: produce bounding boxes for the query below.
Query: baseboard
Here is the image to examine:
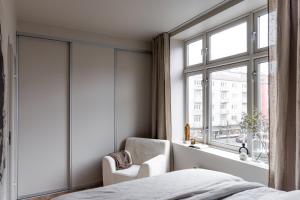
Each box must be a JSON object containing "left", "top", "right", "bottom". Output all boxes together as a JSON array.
[
  {"left": 17, "top": 180, "right": 103, "bottom": 200},
  {"left": 18, "top": 188, "right": 69, "bottom": 200},
  {"left": 71, "top": 180, "right": 103, "bottom": 191}
]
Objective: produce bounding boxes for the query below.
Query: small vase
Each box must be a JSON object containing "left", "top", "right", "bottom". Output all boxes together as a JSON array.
[{"left": 252, "top": 133, "right": 263, "bottom": 162}]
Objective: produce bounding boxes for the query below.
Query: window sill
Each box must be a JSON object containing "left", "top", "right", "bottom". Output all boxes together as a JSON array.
[{"left": 173, "top": 141, "right": 269, "bottom": 170}]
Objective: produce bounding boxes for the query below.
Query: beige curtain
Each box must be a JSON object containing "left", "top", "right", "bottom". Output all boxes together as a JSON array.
[
  {"left": 269, "top": 0, "right": 300, "bottom": 191},
  {"left": 151, "top": 33, "right": 172, "bottom": 140}
]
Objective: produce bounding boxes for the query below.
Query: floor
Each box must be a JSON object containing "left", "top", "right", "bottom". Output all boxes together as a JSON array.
[{"left": 27, "top": 192, "right": 67, "bottom": 200}]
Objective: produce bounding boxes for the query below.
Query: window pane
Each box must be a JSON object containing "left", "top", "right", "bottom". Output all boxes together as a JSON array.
[
  {"left": 210, "top": 66, "right": 247, "bottom": 147},
  {"left": 187, "top": 39, "right": 203, "bottom": 66},
  {"left": 209, "top": 22, "right": 247, "bottom": 60},
  {"left": 188, "top": 74, "right": 203, "bottom": 140},
  {"left": 257, "top": 14, "right": 268, "bottom": 49},
  {"left": 257, "top": 62, "right": 269, "bottom": 162}
]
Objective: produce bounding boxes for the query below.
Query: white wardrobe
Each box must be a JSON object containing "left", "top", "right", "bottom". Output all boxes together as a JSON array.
[{"left": 17, "top": 36, "right": 152, "bottom": 198}]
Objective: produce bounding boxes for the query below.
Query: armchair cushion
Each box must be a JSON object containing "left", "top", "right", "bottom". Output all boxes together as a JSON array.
[
  {"left": 125, "top": 137, "right": 170, "bottom": 165},
  {"left": 114, "top": 165, "right": 140, "bottom": 177},
  {"left": 137, "top": 154, "right": 166, "bottom": 178}
]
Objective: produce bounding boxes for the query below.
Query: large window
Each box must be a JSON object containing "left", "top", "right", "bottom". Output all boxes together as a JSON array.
[{"left": 185, "top": 8, "right": 269, "bottom": 162}]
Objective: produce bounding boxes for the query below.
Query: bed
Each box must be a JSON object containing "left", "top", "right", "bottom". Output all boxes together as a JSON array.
[{"left": 54, "top": 169, "right": 299, "bottom": 200}]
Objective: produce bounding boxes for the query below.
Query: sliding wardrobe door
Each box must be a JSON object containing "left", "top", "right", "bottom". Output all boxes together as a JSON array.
[
  {"left": 18, "top": 37, "right": 69, "bottom": 198},
  {"left": 115, "top": 51, "right": 152, "bottom": 150},
  {"left": 71, "top": 43, "right": 114, "bottom": 188}
]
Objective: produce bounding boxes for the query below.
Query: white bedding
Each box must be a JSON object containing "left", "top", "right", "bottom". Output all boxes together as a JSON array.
[{"left": 54, "top": 169, "right": 296, "bottom": 200}]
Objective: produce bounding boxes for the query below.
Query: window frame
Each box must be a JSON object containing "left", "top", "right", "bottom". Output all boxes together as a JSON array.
[
  {"left": 185, "top": 71, "right": 206, "bottom": 142},
  {"left": 254, "top": 9, "right": 268, "bottom": 52},
  {"left": 254, "top": 57, "right": 269, "bottom": 108},
  {"left": 185, "top": 36, "right": 205, "bottom": 67},
  {"left": 207, "top": 61, "right": 250, "bottom": 152},
  {"left": 184, "top": 6, "right": 269, "bottom": 158},
  {"left": 253, "top": 57, "right": 269, "bottom": 161},
  {"left": 207, "top": 16, "right": 251, "bottom": 63}
]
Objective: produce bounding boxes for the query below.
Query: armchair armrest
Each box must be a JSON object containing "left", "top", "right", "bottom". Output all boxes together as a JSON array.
[
  {"left": 103, "top": 156, "right": 117, "bottom": 173},
  {"left": 103, "top": 156, "right": 117, "bottom": 186},
  {"left": 137, "top": 154, "right": 167, "bottom": 178}
]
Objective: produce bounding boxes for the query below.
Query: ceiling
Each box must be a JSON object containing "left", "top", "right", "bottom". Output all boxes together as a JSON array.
[
  {"left": 16, "top": 0, "right": 225, "bottom": 41},
  {"left": 173, "top": 0, "right": 267, "bottom": 40}
]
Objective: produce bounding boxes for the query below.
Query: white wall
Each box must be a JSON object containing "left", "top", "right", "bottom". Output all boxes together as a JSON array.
[
  {"left": 170, "top": 39, "right": 185, "bottom": 142},
  {"left": 0, "top": 0, "right": 16, "bottom": 199},
  {"left": 115, "top": 50, "right": 152, "bottom": 150},
  {"left": 173, "top": 143, "right": 268, "bottom": 185}
]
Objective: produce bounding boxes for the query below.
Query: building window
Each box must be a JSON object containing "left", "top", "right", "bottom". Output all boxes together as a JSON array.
[
  {"left": 185, "top": 8, "right": 269, "bottom": 163},
  {"left": 194, "top": 79, "right": 202, "bottom": 86},
  {"left": 194, "top": 115, "right": 201, "bottom": 122},
  {"left": 231, "top": 115, "right": 237, "bottom": 121},
  {"left": 194, "top": 103, "right": 201, "bottom": 111},
  {"left": 221, "top": 91, "right": 228, "bottom": 99},
  {"left": 220, "top": 103, "right": 227, "bottom": 109},
  {"left": 194, "top": 89, "right": 202, "bottom": 99}
]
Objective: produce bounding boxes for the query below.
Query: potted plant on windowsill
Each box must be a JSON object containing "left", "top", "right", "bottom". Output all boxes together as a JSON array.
[{"left": 240, "top": 110, "right": 267, "bottom": 162}]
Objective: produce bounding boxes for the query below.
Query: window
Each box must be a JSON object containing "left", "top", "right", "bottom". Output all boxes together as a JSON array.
[
  {"left": 209, "top": 21, "right": 247, "bottom": 61},
  {"left": 257, "top": 13, "right": 268, "bottom": 49},
  {"left": 256, "top": 61, "right": 269, "bottom": 161},
  {"left": 194, "top": 115, "right": 201, "bottom": 122},
  {"left": 188, "top": 74, "right": 204, "bottom": 140},
  {"left": 194, "top": 103, "right": 202, "bottom": 111},
  {"left": 185, "top": 8, "right": 268, "bottom": 163},
  {"left": 194, "top": 80, "right": 202, "bottom": 86},
  {"left": 221, "top": 82, "right": 227, "bottom": 87},
  {"left": 221, "top": 91, "right": 227, "bottom": 99},
  {"left": 232, "top": 104, "right": 237, "bottom": 110},
  {"left": 194, "top": 89, "right": 202, "bottom": 99},
  {"left": 210, "top": 66, "right": 247, "bottom": 147},
  {"left": 187, "top": 39, "right": 203, "bottom": 66},
  {"left": 220, "top": 103, "right": 227, "bottom": 109}
]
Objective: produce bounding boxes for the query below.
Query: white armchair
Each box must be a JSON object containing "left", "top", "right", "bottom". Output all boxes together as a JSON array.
[{"left": 102, "top": 137, "right": 170, "bottom": 186}]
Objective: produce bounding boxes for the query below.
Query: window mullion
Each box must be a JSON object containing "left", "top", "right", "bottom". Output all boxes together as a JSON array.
[
  {"left": 247, "top": 59, "right": 255, "bottom": 155},
  {"left": 203, "top": 71, "right": 209, "bottom": 144},
  {"left": 203, "top": 33, "right": 208, "bottom": 65},
  {"left": 249, "top": 13, "right": 254, "bottom": 55}
]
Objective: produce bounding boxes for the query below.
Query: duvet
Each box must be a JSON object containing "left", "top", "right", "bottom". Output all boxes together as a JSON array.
[{"left": 54, "top": 169, "right": 299, "bottom": 200}]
